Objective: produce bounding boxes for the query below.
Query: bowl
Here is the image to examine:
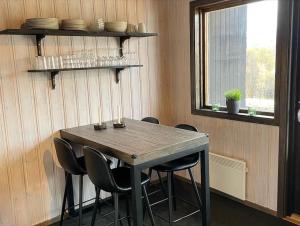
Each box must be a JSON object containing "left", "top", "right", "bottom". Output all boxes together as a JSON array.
[{"left": 105, "top": 21, "right": 127, "bottom": 32}]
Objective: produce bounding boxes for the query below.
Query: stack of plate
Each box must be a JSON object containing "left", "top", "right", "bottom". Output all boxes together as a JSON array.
[
  {"left": 61, "top": 19, "right": 87, "bottom": 31},
  {"left": 23, "top": 18, "right": 59, "bottom": 29},
  {"left": 89, "top": 18, "right": 104, "bottom": 32}
]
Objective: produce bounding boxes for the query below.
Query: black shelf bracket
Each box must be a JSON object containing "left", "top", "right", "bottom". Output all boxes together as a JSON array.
[
  {"left": 50, "top": 71, "right": 59, "bottom": 89},
  {"left": 119, "top": 36, "right": 130, "bottom": 56},
  {"left": 36, "top": 34, "right": 46, "bottom": 56},
  {"left": 115, "top": 68, "right": 125, "bottom": 83}
]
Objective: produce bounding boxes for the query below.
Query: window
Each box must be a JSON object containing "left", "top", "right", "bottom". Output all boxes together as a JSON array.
[{"left": 190, "top": 0, "right": 289, "bottom": 125}]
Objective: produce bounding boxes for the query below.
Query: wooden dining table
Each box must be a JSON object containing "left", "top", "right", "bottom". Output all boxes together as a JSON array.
[{"left": 60, "top": 118, "right": 210, "bottom": 226}]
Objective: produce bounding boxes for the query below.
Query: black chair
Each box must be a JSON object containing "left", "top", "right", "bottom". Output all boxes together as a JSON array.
[
  {"left": 151, "top": 124, "right": 202, "bottom": 226},
  {"left": 141, "top": 117, "right": 160, "bottom": 124},
  {"left": 83, "top": 146, "right": 156, "bottom": 226},
  {"left": 54, "top": 138, "right": 87, "bottom": 226}
]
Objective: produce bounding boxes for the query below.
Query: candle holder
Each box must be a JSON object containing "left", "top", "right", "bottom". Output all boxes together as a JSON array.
[
  {"left": 113, "top": 122, "right": 126, "bottom": 128},
  {"left": 212, "top": 103, "right": 220, "bottom": 112},
  {"left": 248, "top": 107, "right": 257, "bottom": 117},
  {"left": 94, "top": 122, "right": 107, "bottom": 130}
]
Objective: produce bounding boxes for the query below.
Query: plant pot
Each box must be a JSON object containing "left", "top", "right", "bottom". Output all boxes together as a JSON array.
[{"left": 226, "top": 100, "right": 240, "bottom": 114}]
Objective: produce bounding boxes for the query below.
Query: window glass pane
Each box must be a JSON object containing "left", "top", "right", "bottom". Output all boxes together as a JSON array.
[{"left": 205, "top": 0, "right": 278, "bottom": 113}]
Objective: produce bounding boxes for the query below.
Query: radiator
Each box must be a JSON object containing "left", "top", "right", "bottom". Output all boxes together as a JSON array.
[{"left": 209, "top": 153, "right": 247, "bottom": 200}]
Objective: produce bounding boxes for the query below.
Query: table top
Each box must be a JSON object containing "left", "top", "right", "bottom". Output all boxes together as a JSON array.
[{"left": 60, "top": 118, "right": 209, "bottom": 165}]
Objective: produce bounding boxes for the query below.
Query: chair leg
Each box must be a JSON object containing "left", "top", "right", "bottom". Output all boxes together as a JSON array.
[
  {"left": 147, "top": 168, "right": 153, "bottom": 190},
  {"left": 113, "top": 193, "right": 119, "bottom": 226},
  {"left": 157, "top": 171, "right": 167, "bottom": 197},
  {"left": 94, "top": 186, "right": 102, "bottom": 213},
  {"left": 188, "top": 168, "right": 202, "bottom": 208},
  {"left": 59, "top": 173, "right": 70, "bottom": 226},
  {"left": 112, "top": 193, "right": 123, "bottom": 226},
  {"left": 142, "top": 185, "right": 156, "bottom": 226},
  {"left": 79, "top": 175, "right": 83, "bottom": 226},
  {"left": 91, "top": 187, "right": 101, "bottom": 226},
  {"left": 167, "top": 172, "right": 173, "bottom": 226},
  {"left": 125, "top": 196, "right": 131, "bottom": 226},
  {"left": 171, "top": 172, "right": 176, "bottom": 211},
  {"left": 143, "top": 197, "right": 146, "bottom": 220}
]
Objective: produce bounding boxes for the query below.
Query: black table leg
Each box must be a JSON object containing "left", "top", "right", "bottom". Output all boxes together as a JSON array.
[
  {"left": 200, "top": 148, "right": 211, "bottom": 226},
  {"left": 65, "top": 171, "right": 76, "bottom": 217},
  {"left": 130, "top": 166, "right": 143, "bottom": 226}
]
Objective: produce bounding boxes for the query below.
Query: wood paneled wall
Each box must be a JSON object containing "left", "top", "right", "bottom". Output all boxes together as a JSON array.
[
  {"left": 0, "top": 0, "right": 169, "bottom": 225},
  {"left": 0, "top": 0, "right": 281, "bottom": 225},
  {"left": 166, "top": 0, "right": 279, "bottom": 212}
]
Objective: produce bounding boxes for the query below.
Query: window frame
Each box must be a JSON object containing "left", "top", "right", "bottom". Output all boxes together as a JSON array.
[{"left": 190, "top": 0, "right": 288, "bottom": 126}]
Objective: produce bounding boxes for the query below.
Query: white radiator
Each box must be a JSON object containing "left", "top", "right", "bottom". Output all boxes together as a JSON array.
[{"left": 209, "top": 153, "right": 247, "bottom": 200}]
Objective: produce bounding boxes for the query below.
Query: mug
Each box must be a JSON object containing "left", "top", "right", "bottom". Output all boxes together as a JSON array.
[{"left": 138, "top": 22, "right": 146, "bottom": 33}]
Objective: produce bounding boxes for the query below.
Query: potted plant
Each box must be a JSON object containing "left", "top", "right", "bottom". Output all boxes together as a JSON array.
[{"left": 224, "top": 89, "right": 241, "bottom": 114}]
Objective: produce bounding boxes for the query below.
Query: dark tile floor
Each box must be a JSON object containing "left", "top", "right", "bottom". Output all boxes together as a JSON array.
[{"left": 51, "top": 179, "right": 296, "bottom": 226}]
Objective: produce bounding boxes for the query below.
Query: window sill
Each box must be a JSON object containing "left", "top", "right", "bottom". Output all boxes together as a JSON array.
[{"left": 191, "top": 109, "right": 279, "bottom": 126}]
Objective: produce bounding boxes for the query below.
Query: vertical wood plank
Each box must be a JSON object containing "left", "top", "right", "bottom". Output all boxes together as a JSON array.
[
  {"left": 68, "top": 0, "right": 90, "bottom": 127},
  {"left": 137, "top": 0, "right": 150, "bottom": 118},
  {"left": 94, "top": 0, "right": 112, "bottom": 122},
  {"left": 0, "top": 2, "right": 16, "bottom": 225},
  {"left": 105, "top": 0, "right": 121, "bottom": 121},
  {"left": 0, "top": 50, "right": 15, "bottom": 226},
  {"left": 116, "top": 0, "right": 133, "bottom": 119},
  {"left": 127, "top": 0, "right": 141, "bottom": 119},
  {"left": 55, "top": 0, "right": 78, "bottom": 129},
  {"left": 146, "top": 0, "right": 159, "bottom": 118}
]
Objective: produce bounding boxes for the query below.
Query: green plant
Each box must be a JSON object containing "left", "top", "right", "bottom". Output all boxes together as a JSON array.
[{"left": 224, "top": 89, "right": 242, "bottom": 101}]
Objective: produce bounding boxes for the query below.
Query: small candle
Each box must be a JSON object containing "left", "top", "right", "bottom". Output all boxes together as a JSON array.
[
  {"left": 118, "top": 106, "right": 121, "bottom": 124},
  {"left": 98, "top": 106, "right": 102, "bottom": 125}
]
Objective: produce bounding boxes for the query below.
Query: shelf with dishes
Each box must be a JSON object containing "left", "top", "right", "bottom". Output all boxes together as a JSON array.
[
  {"left": 0, "top": 18, "right": 157, "bottom": 89},
  {"left": 0, "top": 18, "right": 157, "bottom": 56}
]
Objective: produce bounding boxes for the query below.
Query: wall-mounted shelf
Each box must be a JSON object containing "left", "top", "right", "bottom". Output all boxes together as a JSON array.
[
  {"left": 0, "top": 29, "right": 158, "bottom": 56},
  {"left": 28, "top": 64, "right": 143, "bottom": 89},
  {"left": 0, "top": 28, "right": 156, "bottom": 89}
]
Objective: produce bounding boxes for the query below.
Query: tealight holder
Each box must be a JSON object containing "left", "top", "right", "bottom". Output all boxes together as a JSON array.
[
  {"left": 113, "top": 122, "right": 126, "bottom": 128},
  {"left": 94, "top": 123, "right": 107, "bottom": 130},
  {"left": 248, "top": 107, "right": 257, "bottom": 117},
  {"left": 212, "top": 103, "right": 220, "bottom": 112}
]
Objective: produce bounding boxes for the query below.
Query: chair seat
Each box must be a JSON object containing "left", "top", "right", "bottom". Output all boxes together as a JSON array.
[
  {"left": 112, "top": 167, "right": 150, "bottom": 192},
  {"left": 153, "top": 154, "right": 199, "bottom": 172}
]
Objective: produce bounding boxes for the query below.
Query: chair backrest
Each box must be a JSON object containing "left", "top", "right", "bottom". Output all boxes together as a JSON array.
[
  {"left": 175, "top": 124, "right": 198, "bottom": 132},
  {"left": 54, "top": 138, "right": 85, "bottom": 175},
  {"left": 83, "top": 146, "right": 118, "bottom": 192},
  {"left": 141, "top": 117, "right": 160, "bottom": 124},
  {"left": 175, "top": 124, "right": 200, "bottom": 161}
]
